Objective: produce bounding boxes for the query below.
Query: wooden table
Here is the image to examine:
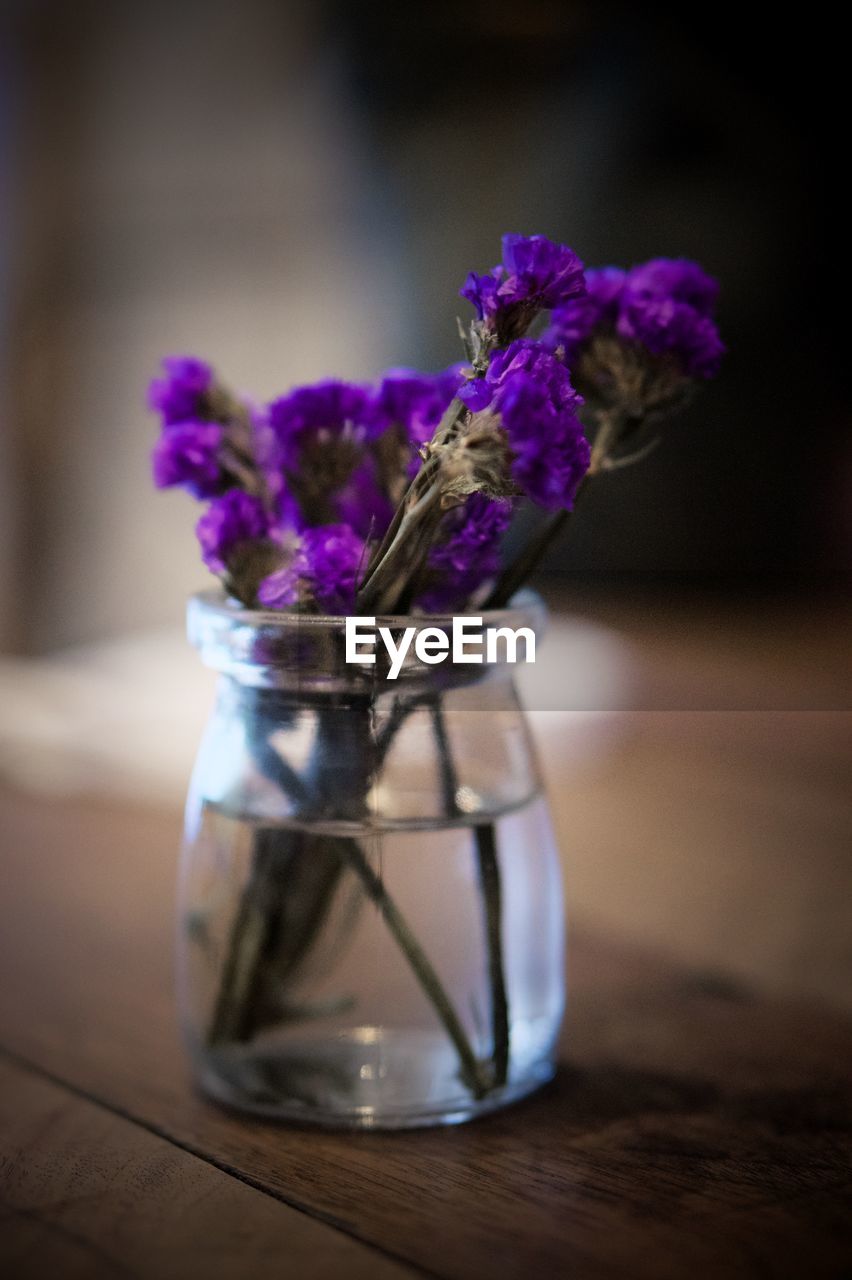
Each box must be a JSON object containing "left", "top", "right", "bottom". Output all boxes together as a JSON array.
[{"left": 1, "top": 772, "right": 851, "bottom": 1279}]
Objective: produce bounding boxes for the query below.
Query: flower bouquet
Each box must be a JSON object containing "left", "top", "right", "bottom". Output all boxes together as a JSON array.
[{"left": 152, "top": 236, "right": 723, "bottom": 1126}]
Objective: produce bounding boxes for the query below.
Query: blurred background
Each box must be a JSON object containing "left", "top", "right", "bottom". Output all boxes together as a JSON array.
[{"left": 0, "top": 1, "right": 849, "bottom": 1008}]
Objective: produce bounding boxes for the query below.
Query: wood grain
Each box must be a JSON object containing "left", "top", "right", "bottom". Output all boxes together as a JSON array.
[
  {"left": 1, "top": 782, "right": 851, "bottom": 1278},
  {"left": 544, "top": 709, "right": 852, "bottom": 1011},
  {"left": 0, "top": 1057, "right": 413, "bottom": 1280}
]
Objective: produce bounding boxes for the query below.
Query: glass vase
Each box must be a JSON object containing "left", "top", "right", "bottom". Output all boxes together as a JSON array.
[{"left": 177, "top": 591, "right": 564, "bottom": 1128}]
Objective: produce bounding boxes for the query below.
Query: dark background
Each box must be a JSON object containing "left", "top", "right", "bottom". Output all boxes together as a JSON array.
[{"left": 0, "top": 0, "right": 846, "bottom": 653}]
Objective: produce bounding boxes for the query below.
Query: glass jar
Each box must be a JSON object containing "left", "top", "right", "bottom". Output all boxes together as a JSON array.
[{"left": 178, "top": 591, "right": 564, "bottom": 1128}]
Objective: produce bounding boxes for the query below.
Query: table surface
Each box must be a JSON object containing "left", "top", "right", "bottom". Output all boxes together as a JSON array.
[
  {"left": 1, "top": 599, "right": 851, "bottom": 1279},
  {"left": 0, "top": 782, "right": 850, "bottom": 1280}
]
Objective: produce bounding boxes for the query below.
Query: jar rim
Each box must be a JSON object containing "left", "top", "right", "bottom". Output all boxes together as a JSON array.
[
  {"left": 190, "top": 587, "right": 544, "bottom": 631},
  {"left": 187, "top": 589, "right": 546, "bottom": 690}
]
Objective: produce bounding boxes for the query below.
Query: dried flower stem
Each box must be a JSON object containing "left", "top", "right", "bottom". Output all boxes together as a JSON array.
[
  {"left": 208, "top": 698, "right": 492, "bottom": 1099},
  {"left": 207, "top": 829, "right": 291, "bottom": 1044},
  {"left": 356, "top": 388, "right": 476, "bottom": 611},
  {"left": 431, "top": 698, "right": 510, "bottom": 1089},
  {"left": 473, "top": 823, "right": 509, "bottom": 1086},
  {"left": 338, "top": 834, "right": 491, "bottom": 1099},
  {"left": 357, "top": 471, "right": 447, "bottom": 613},
  {"left": 484, "top": 507, "right": 572, "bottom": 610}
]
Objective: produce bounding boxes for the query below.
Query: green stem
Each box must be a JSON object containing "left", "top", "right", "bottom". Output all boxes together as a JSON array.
[
  {"left": 207, "top": 700, "right": 492, "bottom": 1102},
  {"left": 358, "top": 453, "right": 441, "bottom": 593},
  {"left": 356, "top": 475, "right": 446, "bottom": 613},
  {"left": 429, "top": 698, "right": 460, "bottom": 819},
  {"left": 473, "top": 823, "right": 510, "bottom": 1086},
  {"left": 484, "top": 507, "right": 572, "bottom": 609},
  {"left": 357, "top": 391, "right": 471, "bottom": 609},
  {"left": 374, "top": 692, "right": 432, "bottom": 765},
  {"left": 267, "top": 834, "right": 345, "bottom": 986},
  {"left": 337, "top": 834, "right": 491, "bottom": 1099},
  {"left": 430, "top": 698, "right": 510, "bottom": 1090},
  {"left": 207, "top": 829, "right": 295, "bottom": 1045}
]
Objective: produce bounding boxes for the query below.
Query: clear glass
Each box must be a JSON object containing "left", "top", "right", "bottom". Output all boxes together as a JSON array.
[{"left": 178, "top": 591, "right": 564, "bottom": 1128}]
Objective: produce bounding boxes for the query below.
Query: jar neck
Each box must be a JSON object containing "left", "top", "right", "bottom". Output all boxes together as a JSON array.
[
  {"left": 211, "top": 667, "right": 533, "bottom": 826},
  {"left": 189, "top": 590, "right": 546, "bottom": 697}
]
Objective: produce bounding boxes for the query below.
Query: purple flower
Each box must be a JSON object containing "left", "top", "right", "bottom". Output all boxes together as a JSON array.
[
  {"left": 621, "top": 258, "right": 719, "bottom": 317},
  {"left": 267, "top": 380, "right": 373, "bottom": 469},
  {"left": 256, "top": 561, "right": 300, "bottom": 610},
  {"left": 616, "top": 257, "right": 723, "bottom": 376},
  {"left": 332, "top": 460, "right": 395, "bottom": 540},
  {"left": 617, "top": 297, "right": 725, "bottom": 378},
  {"left": 460, "top": 338, "right": 581, "bottom": 412},
  {"left": 457, "top": 341, "right": 588, "bottom": 507},
  {"left": 151, "top": 421, "right": 225, "bottom": 498},
  {"left": 546, "top": 257, "right": 724, "bottom": 380},
  {"left": 547, "top": 267, "right": 626, "bottom": 359},
  {"left": 499, "top": 234, "right": 586, "bottom": 308},
  {"left": 250, "top": 405, "right": 288, "bottom": 511},
  {"left": 370, "top": 366, "right": 465, "bottom": 446},
  {"left": 195, "top": 490, "right": 269, "bottom": 573},
  {"left": 418, "top": 494, "right": 512, "bottom": 612},
  {"left": 460, "top": 234, "right": 586, "bottom": 338},
  {"left": 258, "top": 524, "right": 364, "bottom": 614},
  {"left": 460, "top": 269, "right": 505, "bottom": 323},
  {"left": 148, "top": 356, "right": 213, "bottom": 425},
  {"left": 495, "top": 370, "right": 590, "bottom": 510},
  {"left": 301, "top": 525, "right": 365, "bottom": 613}
]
